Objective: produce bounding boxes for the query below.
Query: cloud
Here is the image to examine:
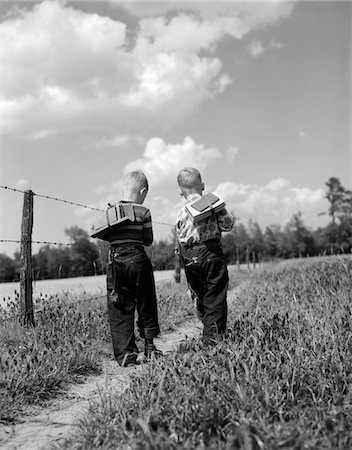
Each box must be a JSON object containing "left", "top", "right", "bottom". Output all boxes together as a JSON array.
[
  {"left": 215, "top": 178, "right": 326, "bottom": 228},
  {"left": 247, "top": 38, "right": 284, "bottom": 58},
  {"left": 115, "top": 1, "right": 294, "bottom": 26},
  {"left": 125, "top": 136, "right": 222, "bottom": 185},
  {"left": 93, "top": 135, "right": 142, "bottom": 148},
  {"left": 227, "top": 146, "right": 239, "bottom": 163},
  {"left": 247, "top": 40, "right": 266, "bottom": 57},
  {"left": 1, "top": 1, "right": 294, "bottom": 139}
]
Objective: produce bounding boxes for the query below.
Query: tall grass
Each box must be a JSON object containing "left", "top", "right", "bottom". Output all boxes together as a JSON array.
[
  {"left": 0, "top": 278, "right": 196, "bottom": 424},
  {"left": 59, "top": 256, "right": 352, "bottom": 449}
]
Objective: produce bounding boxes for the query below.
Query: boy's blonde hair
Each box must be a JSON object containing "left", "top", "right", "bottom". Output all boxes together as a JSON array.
[
  {"left": 177, "top": 167, "right": 202, "bottom": 189},
  {"left": 122, "top": 170, "right": 149, "bottom": 191}
]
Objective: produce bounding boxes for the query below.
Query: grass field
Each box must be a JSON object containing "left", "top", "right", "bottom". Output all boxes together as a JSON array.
[
  {"left": 0, "top": 272, "right": 196, "bottom": 425},
  {"left": 58, "top": 256, "right": 351, "bottom": 449},
  {"left": 1, "top": 257, "right": 351, "bottom": 449}
]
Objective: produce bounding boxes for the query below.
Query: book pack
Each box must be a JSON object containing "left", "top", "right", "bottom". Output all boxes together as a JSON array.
[
  {"left": 185, "top": 192, "right": 226, "bottom": 223},
  {"left": 91, "top": 203, "right": 135, "bottom": 240}
]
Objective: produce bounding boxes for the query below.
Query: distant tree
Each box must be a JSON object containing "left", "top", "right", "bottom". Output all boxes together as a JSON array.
[
  {"left": 221, "top": 233, "right": 236, "bottom": 264},
  {"left": 283, "top": 212, "right": 317, "bottom": 258},
  {"left": 322, "top": 177, "right": 352, "bottom": 253},
  {"left": 65, "top": 226, "right": 100, "bottom": 277},
  {"left": 152, "top": 239, "right": 175, "bottom": 270},
  {"left": 229, "top": 222, "right": 250, "bottom": 263},
  {"left": 325, "top": 177, "right": 352, "bottom": 223},
  {"left": 33, "top": 245, "right": 70, "bottom": 280},
  {"left": 248, "top": 221, "right": 265, "bottom": 262},
  {"left": 263, "top": 225, "right": 282, "bottom": 259},
  {"left": 0, "top": 253, "right": 17, "bottom": 282}
]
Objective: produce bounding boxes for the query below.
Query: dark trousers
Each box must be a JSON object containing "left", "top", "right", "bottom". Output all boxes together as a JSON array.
[
  {"left": 182, "top": 240, "right": 228, "bottom": 344},
  {"left": 107, "top": 246, "right": 160, "bottom": 365}
]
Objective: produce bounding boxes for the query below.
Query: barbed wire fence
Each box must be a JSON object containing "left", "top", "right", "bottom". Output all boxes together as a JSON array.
[{"left": 0, "top": 186, "right": 181, "bottom": 326}]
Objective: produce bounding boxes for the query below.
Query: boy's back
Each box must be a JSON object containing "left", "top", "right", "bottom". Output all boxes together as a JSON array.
[
  {"left": 106, "top": 202, "right": 153, "bottom": 247},
  {"left": 175, "top": 167, "right": 235, "bottom": 346},
  {"left": 91, "top": 170, "right": 160, "bottom": 367}
]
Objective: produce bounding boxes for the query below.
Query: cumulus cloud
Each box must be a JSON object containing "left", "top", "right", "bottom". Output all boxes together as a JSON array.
[
  {"left": 125, "top": 136, "right": 222, "bottom": 185},
  {"left": 215, "top": 178, "right": 326, "bottom": 228},
  {"left": 1, "top": 0, "right": 294, "bottom": 139},
  {"left": 115, "top": 1, "right": 294, "bottom": 27}
]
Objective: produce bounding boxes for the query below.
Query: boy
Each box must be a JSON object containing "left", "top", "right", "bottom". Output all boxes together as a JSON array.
[
  {"left": 175, "top": 167, "right": 235, "bottom": 346},
  {"left": 104, "top": 170, "right": 160, "bottom": 367}
]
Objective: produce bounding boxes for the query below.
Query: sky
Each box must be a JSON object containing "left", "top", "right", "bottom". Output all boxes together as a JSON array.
[{"left": 0, "top": 0, "right": 351, "bottom": 258}]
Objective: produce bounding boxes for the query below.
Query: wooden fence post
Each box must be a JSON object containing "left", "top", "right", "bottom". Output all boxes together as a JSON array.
[{"left": 20, "top": 190, "right": 35, "bottom": 327}]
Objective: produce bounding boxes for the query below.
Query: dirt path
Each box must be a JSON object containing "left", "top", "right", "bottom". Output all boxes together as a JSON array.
[
  {"left": 0, "top": 286, "right": 241, "bottom": 450},
  {"left": 0, "top": 320, "right": 203, "bottom": 450}
]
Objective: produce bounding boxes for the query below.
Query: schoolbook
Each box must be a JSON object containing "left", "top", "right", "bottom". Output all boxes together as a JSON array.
[
  {"left": 91, "top": 203, "right": 135, "bottom": 240},
  {"left": 185, "top": 192, "right": 226, "bottom": 222}
]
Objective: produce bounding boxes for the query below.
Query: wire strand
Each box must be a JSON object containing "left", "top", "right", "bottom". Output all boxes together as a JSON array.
[{"left": 1, "top": 185, "right": 174, "bottom": 227}]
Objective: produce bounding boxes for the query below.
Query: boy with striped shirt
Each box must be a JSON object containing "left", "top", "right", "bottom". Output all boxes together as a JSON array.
[{"left": 105, "top": 170, "right": 160, "bottom": 367}]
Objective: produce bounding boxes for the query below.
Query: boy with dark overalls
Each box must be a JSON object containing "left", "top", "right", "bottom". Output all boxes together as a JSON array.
[
  {"left": 104, "top": 171, "right": 160, "bottom": 367},
  {"left": 175, "top": 168, "right": 235, "bottom": 346}
]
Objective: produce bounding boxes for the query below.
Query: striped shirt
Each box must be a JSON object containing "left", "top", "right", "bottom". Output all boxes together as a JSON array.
[
  {"left": 107, "top": 201, "right": 153, "bottom": 246},
  {"left": 176, "top": 193, "right": 235, "bottom": 246}
]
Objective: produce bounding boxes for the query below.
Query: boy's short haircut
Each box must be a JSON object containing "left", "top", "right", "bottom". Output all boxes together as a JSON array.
[
  {"left": 123, "top": 170, "right": 149, "bottom": 191},
  {"left": 177, "top": 167, "right": 202, "bottom": 189}
]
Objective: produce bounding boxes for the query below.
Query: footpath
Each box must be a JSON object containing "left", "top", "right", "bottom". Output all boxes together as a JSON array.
[
  {"left": 0, "top": 285, "right": 241, "bottom": 450},
  {"left": 0, "top": 321, "right": 203, "bottom": 450}
]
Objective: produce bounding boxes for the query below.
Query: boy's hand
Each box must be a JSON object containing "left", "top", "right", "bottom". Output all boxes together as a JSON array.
[{"left": 144, "top": 245, "right": 154, "bottom": 259}]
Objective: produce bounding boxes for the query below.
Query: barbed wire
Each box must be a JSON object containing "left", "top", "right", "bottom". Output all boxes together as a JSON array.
[
  {"left": 0, "top": 185, "right": 27, "bottom": 194},
  {"left": 34, "top": 192, "right": 104, "bottom": 212},
  {"left": 0, "top": 185, "right": 175, "bottom": 227},
  {"left": 0, "top": 185, "right": 103, "bottom": 212},
  {"left": 0, "top": 239, "right": 73, "bottom": 246}
]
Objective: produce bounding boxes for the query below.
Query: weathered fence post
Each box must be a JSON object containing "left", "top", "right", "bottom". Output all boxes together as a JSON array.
[
  {"left": 174, "top": 234, "right": 181, "bottom": 283},
  {"left": 20, "top": 190, "right": 35, "bottom": 327}
]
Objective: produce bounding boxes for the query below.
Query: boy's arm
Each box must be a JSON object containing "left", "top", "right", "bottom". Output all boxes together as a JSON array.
[
  {"left": 216, "top": 208, "right": 235, "bottom": 232},
  {"left": 142, "top": 209, "right": 154, "bottom": 246}
]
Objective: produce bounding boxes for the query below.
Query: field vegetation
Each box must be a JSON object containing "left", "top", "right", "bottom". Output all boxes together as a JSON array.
[
  {"left": 0, "top": 278, "right": 194, "bottom": 425},
  {"left": 57, "top": 256, "right": 351, "bottom": 449}
]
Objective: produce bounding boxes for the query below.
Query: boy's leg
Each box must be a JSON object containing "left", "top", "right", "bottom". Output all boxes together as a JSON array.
[
  {"left": 202, "top": 255, "right": 228, "bottom": 344},
  {"left": 135, "top": 258, "right": 160, "bottom": 338},
  {"left": 184, "top": 260, "right": 205, "bottom": 319},
  {"left": 134, "top": 258, "right": 161, "bottom": 356},
  {"left": 107, "top": 261, "right": 138, "bottom": 366}
]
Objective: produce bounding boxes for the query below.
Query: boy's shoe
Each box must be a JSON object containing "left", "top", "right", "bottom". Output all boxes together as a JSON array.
[
  {"left": 120, "top": 352, "right": 140, "bottom": 367},
  {"left": 124, "top": 361, "right": 141, "bottom": 368},
  {"left": 144, "top": 343, "right": 163, "bottom": 359}
]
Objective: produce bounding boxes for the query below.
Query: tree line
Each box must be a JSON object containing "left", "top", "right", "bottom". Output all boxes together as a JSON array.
[{"left": 0, "top": 177, "right": 351, "bottom": 282}]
